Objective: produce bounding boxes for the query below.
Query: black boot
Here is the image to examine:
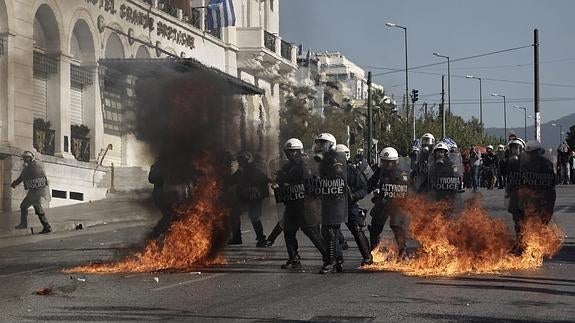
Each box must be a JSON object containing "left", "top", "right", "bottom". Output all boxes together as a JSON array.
[
  {"left": 281, "top": 238, "right": 302, "bottom": 269},
  {"left": 368, "top": 224, "right": 384, "bottom": 251},
  {"left": 252, "top": 220, "right": 268, "bottom": 247},
  {"left": 14, "top": 210, "right": 28, "bottom": 229},
  {"left": 302, "top": 226, "right": 326, "bottom": 260},
  {"left": 348, "top": 224, "right": 373, "bottom": 266},
  {"left": 266, "top": 222, "right": 283, "bottom": 247},
  {"left": 319, "top": 227, "right": 337, "bottom": 274}
]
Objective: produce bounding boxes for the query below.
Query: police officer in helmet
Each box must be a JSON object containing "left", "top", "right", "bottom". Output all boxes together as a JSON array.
[
  {"left": 428, "top": 142, "right": 459, "bottom": 204},
  {"left": 275, "top": 138, "right": 326, "bottom": 269},
  {"left": 505, "top": 138, "right": 525, "bottom": 254},
  {"left": 369, "top": 147, "right": 410, "bottom": 257},
  {"left": 414, "top": 133, "right": 435, "bottom": 192},
  {"left": 11, "top": 151, "right": 52, "bottom": 233},
  {"left": 335, "top": 144, "right": 372, "bottom": 266},
  {"left": 313, "top": 133, "right": 348, "bottom": 274}
]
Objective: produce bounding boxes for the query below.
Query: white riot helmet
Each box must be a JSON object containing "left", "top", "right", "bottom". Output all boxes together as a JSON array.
[
  {"left": 314, "top": 133, "right": 336, "bottom": 152},
  {"left": 433, "top": 142, "right": 449, "bottom": 153},
  {"left": 524, "top": 140, "right": 542, "bottom": 152},
  {"left": 335, "top": 144, "right": 351, "bottom": 160},
  {"left": 507, "top": 139, "right": 525, "bottom": 149},
  {"left": 380, "top": 147, "right": 399, "bottom": 161},
  {"left": 21, "top": 150, "right": 35, "bottom": 161},
  {"left": 486, "top": 145, "right": 494, "bottom": 151},
  {"left": 421, "top": 133, "right": 435, "bottom": 147},
  {"left": 284, "top": 138, "right": 303, "bottom": 150},
  {"left": 283, "top": 138, "right": 304, "bottom": 161},
  {"left": 497, "top": 144, "right": 505, "bottom": 151}
]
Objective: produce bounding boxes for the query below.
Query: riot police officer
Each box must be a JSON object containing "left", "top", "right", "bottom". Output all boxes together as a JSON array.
[
  {"left": 229, "top": 152, "right": 270, "bottom": 247},
  {"left": 312, "top": 133, "right": 347, "bottom": 274},
  {"left": 496, "top": 144, "right": 506, "bottom": 189},
  {"left": 275, "top": 138, "right": 325, "bottom": 269},
  {"left": 12, "top": 151, "right": 51, "bottom": 233},
  {"left": 515, "top": 140, "right": 557, "bottom": 255},
  {"left": 505, "top": 138, "right": 525, "bottom": 254},
  {"left": 369, "top": 147, "right": 409, "bottom": 257},
  {"left": 335, "top": 144, "right": 372, "bottom": 266},
  {"left": 414, "top": 133, "right": 435, "bottom": 193},
  {"left": 428, "top": 142, "right": 460, "bottom": 204}
]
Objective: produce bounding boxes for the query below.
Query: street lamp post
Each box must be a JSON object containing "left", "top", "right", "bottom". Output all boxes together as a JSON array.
[
  {"left": 513, "top": 105, "right": 527, "bottom": 139},
  {"left": 552, "top": 123, "right": 563, "bottom": 143},
  {"left": 491, "top": 93, "right": 507, "bottom": 139},
  {"left": 466, "top": 75, "right": 482, "bottom": 126},
  {"left": 434, "top": 52, "right": 450, "bottom": 116},
  {"left": 386, "top": 22, "right": 413, "bottom": 140}
]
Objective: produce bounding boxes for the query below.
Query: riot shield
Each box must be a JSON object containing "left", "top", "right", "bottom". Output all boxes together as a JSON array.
[{"left": 449, "top": 152, "right": 464, "bottom": 177}]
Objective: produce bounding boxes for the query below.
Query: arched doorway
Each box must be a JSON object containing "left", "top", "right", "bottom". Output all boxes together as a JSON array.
[
  {"left": 32, "top": 4, "right": 60, "bottom": 156},
  {"left": 135, "top": 45, "right": 150, "bottom": 59}
]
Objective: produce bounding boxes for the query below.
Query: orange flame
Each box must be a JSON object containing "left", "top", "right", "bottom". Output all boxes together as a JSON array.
[
  {"left": 366, "top": 196, "right": 564, "bottom": 276},
  {"left": 67, "top": 153, "right": 228, "bottom": 273}
]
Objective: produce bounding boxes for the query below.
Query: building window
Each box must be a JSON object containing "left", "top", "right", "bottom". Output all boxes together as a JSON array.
[
  {"left": 270, "top": 0, "right": 274, "bottom": 11},
  {"left": 0, "top": 37, "right": 5, "bottom": 56},
  {"left": 99, "top": 67, "right": 134, "bottom": 135}
]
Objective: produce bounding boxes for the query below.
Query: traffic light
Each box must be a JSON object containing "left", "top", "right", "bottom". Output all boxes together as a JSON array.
[{"left": 411, "top": 89, "right": 419, "bottom": 102}]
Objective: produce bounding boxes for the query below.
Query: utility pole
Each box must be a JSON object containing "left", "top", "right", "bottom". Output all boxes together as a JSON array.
[
  {"left": 534, "top": 29, "right": 540, "bottom": 142},
  {"left": 367, "top": 71, "right": 373, "bottom": 164},
  {"left": 441, "top": 75, "right": 446, "bottom": 139}
]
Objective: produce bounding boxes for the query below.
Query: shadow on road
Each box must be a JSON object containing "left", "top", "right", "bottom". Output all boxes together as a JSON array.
[
  {"left": 548, "top": 243, "right": 575, "bottom": 264},
  {"left": 416, "top": 282, "right": 575, "bottom": 297},
  {"left": 449, "top": 276, "right": 575, "bottom": 287},
  {"left": 411, "top": 313, "right": 573, "bottom": 323}
]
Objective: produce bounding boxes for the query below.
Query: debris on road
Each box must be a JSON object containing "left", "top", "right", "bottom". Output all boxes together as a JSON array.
[{"left": 34, "top": 287, "right": 54, "bottom": 296}]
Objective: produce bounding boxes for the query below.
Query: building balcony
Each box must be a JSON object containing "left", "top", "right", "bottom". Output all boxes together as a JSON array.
[{"left": 236, "top": 27, "right": 297, "bottom": 79}]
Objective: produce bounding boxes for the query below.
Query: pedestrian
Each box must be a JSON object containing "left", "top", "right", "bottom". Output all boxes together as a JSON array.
[
  {"left": 482, "top": 145, "right": 497, "bottom": 189},
  {"left": 12, "top": 151, "right": 52, "bottom": 234},
  {"left": 570, "top": 151, "right": 575, "bottom": 184},
  {"left": 469, "top": 145, "right": 481, "bottom": 192},
  {"left": 557, "top": 141, "right": 571, "bottom": 185},
  {"left": 313, "top": 133, "right": 347, "bottom": 274},
  {"left": 228, "top": 152, "right": 270, "bottom": 247},
  {"left": 335, "top": 144, "right": 372, "bottom": 266},
  {"left": 369, "top": 147, "right": 410, "bottom": 258},
  {"left": 505, "top": 138, "right": 525, "bottom": 255},
  {"left": 516, "top": 140, "right": 557, "bottom": 255},
  {"left": 274, "top": 138, "right": 325, "bottom": 269}
]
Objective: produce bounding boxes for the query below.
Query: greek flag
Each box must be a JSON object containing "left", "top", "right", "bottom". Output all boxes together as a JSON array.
[
  {"left": 441, "top": 137, "right": 458, "bottom": 150},
  {"left": 207, "top": 0, "right": 236, "bottom": 30}
]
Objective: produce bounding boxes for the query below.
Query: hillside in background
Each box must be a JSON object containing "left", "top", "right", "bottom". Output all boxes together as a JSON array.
[{"left": 484, "top": 112, "right": 575, "bottom": 149}]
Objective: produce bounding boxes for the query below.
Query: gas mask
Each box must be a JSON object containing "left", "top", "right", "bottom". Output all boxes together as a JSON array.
[
  {"left": 284, "top": 149, "right": 301, "bottom": 162},
  {"left": 313, "top": 140, "right": 332, "bottom": 162},
  {"left": 434, "top": 150, "right": 447, "bottom": 166}
]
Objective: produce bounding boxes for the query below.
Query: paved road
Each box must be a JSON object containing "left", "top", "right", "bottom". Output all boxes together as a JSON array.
[{"left": 0, "top": 187, "right": 573, "bottom": 322}]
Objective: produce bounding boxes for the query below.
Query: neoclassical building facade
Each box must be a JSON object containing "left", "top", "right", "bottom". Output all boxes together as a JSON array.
[{"left": 0, "top": 0, "right": 296, "bottom": 210}]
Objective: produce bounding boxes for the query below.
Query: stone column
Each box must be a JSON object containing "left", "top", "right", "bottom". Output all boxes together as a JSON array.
[{"left": 48, "top": 54, "right": 74, "bottom": 159}]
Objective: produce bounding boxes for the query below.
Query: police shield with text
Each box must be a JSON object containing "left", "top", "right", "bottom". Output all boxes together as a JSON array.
[
  {"left": 428, "top": 142, "right": 460, "bottom": 203},
  {"left": 312, "top": 133, "right": 348, "bottom": 274},
  {"left": 12, "top": 151, "right": 52, "bottom": 233},
  {"left": 515, "top": 140, "right": 557, "bottom": 255},
  {"left": 274, "top": 138, "right": 326, "bottom": 269},
  {"left": 335, "top": 144, "right": 372, "bottom": 266},
  {"left": 369, "top": 147, "right": 410, "bottom": 257}
]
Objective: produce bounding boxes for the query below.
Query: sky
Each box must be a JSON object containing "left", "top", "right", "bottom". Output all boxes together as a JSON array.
[{"left": 279, "top": 0, "right": 575, "bottom": 131}]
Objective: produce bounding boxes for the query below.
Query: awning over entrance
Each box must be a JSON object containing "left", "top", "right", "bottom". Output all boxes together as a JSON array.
[{"left": 98, "top": 58, "right": 264, "bottom": 96}]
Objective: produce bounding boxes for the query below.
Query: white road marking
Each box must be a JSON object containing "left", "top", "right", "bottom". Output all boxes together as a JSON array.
[
  {"left": 151, "top": 273, "right": 226, "bottom": 291},
  {"left": 0, "top": 265, "right": 59, "bottom": 278}
]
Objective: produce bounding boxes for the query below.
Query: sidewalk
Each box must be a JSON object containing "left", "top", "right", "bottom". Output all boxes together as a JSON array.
[{"left": 0, "top": 194, "right": 160, "bottom": 239}]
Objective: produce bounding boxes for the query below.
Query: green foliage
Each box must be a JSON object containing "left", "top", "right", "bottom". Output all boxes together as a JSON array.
[
  {"left": 71, "top": 124, "right": 90, "bottom": 138},
  {"left": 279, "top": 85, "right": 503, "bottom": 157},
  {"left": 33, "top": 118, "right": 52, "bottom": 131}
]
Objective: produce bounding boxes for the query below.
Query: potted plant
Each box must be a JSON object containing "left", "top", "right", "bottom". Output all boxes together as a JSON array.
[
  {"left": 33, "top": 118, "right": 55, "bottom": 156},
  {"left": 71, "top": 124, "right": 91, "bottom": 162}
]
